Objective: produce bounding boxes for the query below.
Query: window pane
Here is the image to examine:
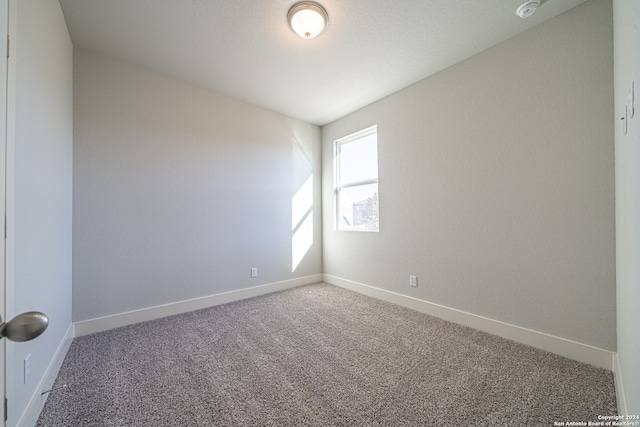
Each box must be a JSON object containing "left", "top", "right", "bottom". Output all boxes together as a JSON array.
[
  {"left": 338, "top": 184, "right": 379, "bottom": 231},
  {"left": 339, "top": 133, "right": 378, "bottom": 184}
]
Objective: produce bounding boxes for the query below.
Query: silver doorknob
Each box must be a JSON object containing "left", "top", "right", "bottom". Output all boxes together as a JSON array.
[{"left": 0, "top": 312, "right": 49, "bottom": 342}]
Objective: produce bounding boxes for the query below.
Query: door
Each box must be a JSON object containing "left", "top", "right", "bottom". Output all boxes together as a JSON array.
[
  {"left": 1, "top": 0, "right": 9, "bottom": 423},
  {"left": 0, "top": 2, "right": 49, "bottom": 424}
]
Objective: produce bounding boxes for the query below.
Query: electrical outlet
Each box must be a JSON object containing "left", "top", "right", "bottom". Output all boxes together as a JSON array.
[
  {"left": 24, "top": 354, "right": 31, "bottom": 385},
  {"left": 250, "top": 267, "right": 258, "bottom": 278},
  {"left": 409, "top": 275, "right": 418, "bottom": 287}
]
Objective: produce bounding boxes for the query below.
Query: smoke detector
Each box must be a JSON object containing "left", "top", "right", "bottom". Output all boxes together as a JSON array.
[{"left": 516, "top": 0, "right": 540, "bottom": 19}]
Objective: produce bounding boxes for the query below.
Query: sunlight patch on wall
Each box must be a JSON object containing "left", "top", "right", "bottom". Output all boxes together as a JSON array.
[
  {"left": 292, "top": 176, "right": 313, "bottom": 272},
  {"left": 292, "top": 175, "right": 313, "bottom": 230}
]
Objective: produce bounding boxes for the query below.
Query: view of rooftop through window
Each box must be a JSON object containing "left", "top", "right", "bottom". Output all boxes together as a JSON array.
[{"left": 335, "top": 126, "right": 379, "bottom": 232}]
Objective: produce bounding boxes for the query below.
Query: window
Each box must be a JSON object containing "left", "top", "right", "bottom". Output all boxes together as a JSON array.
[{"left": 335, "top": 126, "right": 379, "bottom": 231}]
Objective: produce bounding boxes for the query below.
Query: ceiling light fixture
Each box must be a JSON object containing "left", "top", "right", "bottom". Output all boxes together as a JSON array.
[
  {"left": 516, "top": 0, "right": 540, "bottom": 19},
  {"left": 287, "top": 1, "right": 328, "bottom": 39}
]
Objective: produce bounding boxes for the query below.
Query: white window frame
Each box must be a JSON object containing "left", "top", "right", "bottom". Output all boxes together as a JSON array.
[{"left": 334, "top": 125, "right": 379, "bottom": 232}]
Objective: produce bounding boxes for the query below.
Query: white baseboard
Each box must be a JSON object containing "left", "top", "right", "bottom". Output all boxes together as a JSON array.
[
  {"left": 613, "top": 353, "right": 628, "bottom": 415},
  {"left": 74, "top": 275, "right": 323, "bottom": 336},
  {"left": 17, "top": 323, "right": 74, "bottom": 427},
  {"left": 323, "top": 274, "right": 614, "bottom": 371},
  {"left": 16, "top": 276, "right": 624, "bottom": 424}
]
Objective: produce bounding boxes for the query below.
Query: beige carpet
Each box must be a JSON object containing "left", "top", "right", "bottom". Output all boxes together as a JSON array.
[{"left": 37, "top": 283, "right": 617, "bottom": 426}]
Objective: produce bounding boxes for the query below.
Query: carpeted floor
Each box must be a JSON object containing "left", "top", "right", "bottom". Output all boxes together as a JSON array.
[{"left": 37, "top": 283, "right": 617, "bottom": 426}]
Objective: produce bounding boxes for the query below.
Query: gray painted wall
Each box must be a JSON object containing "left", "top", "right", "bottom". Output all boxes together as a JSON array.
[
  {"left": 11, "top": 0, "right": 73, "bottom": 423},
  {"left": 322, "top": 0, "right": 615, "bottom": 351},
  {"left": 72, "top": 50, "right": 322, "bottom": 322},
  {"left": 613, "top": 0, "right": 640, "bottom": 414}
]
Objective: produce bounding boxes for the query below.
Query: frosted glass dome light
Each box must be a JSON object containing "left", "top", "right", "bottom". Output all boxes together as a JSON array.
[{"left": 288, "top": 2, "right": 328, "bottom": 39}]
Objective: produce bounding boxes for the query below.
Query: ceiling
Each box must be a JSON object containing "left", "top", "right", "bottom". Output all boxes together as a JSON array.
[{"left": 58, "top": 0, "right": 590, "bottom": 126}]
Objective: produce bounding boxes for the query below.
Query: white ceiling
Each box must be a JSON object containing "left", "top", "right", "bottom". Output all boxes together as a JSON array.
[{"left": 58, "top": 0, "right": 590, "bottom": 126}]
